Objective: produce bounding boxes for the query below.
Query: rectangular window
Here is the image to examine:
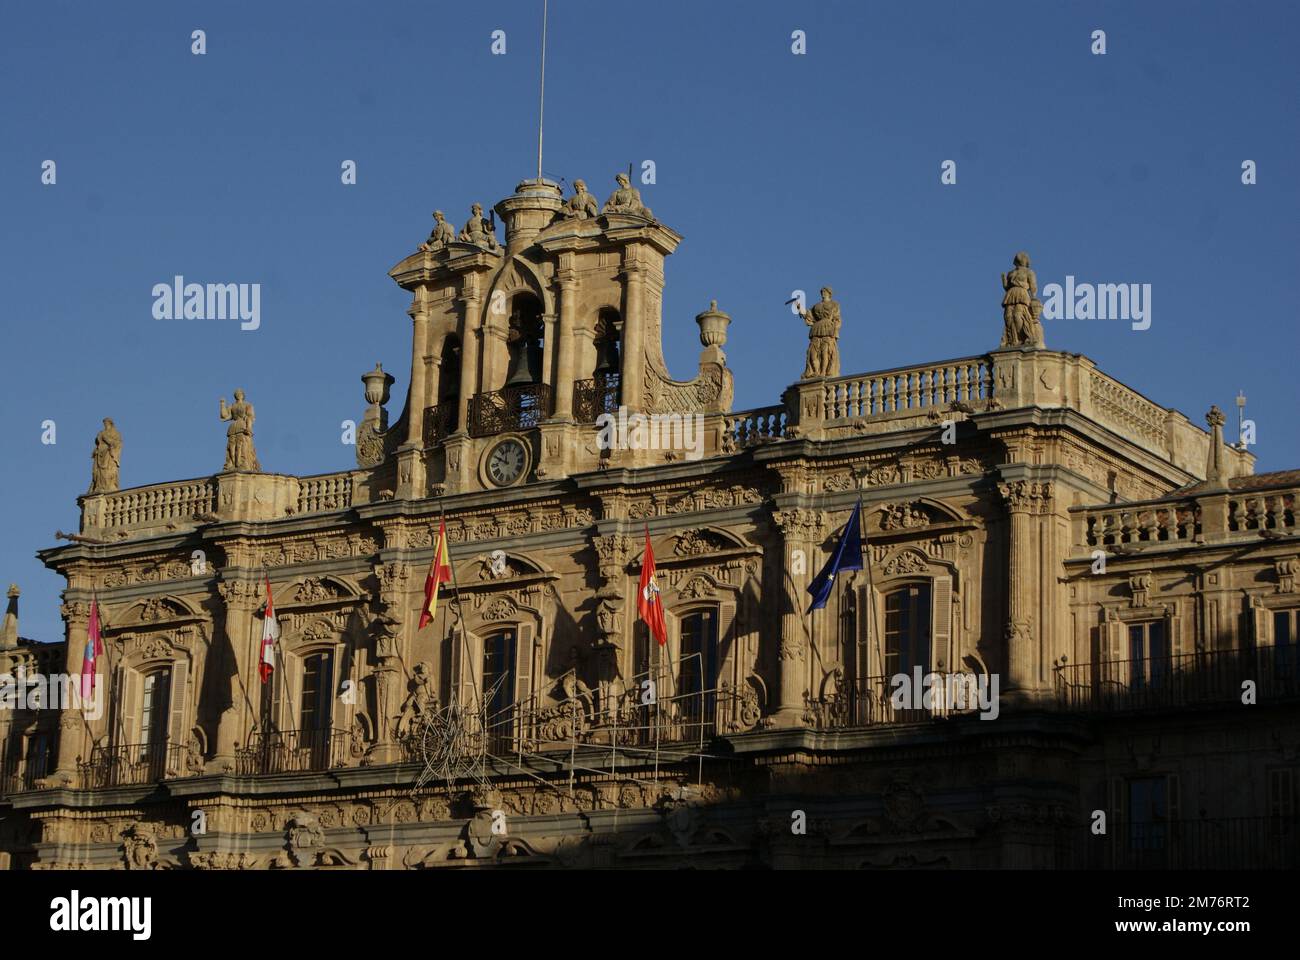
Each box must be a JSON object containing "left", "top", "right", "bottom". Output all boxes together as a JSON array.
[
  {"left": 678, "top": 611, "right": 719, "bottom": 730},
  {"left": 1270, "top": 769, "right": 1294, "bottom": 836},
  {"left": 883, "top": 584, "right": 932, "bottom": 680},
  {"left": 483, "top": 632, "right": 517, "bottom": 754},
  {"left": 1128, "top": 621, "right": 1168, "bottom": 690},
  {"left": 300, "top": 653, "right": 334, "bottom": 734},
  {"left": 1275, "top": 610, "right": 1297, "bottom": 680},
  {"left": 1128, "top": 777, "right": 1169, "bottom": 860},
  {"left": 139, "top": 669, "right": 171, "bottom": 747}
]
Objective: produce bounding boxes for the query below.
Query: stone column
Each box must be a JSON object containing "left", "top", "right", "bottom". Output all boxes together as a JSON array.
[
  {"left": 405, "top": 297, "right": 430, "bottom": 448},
  {"left": 552, "top": 268, "right": 578, "bottom": 419},
  {"left": 770, "top": 507, "right": 825, "bottom": 726},
  {"left": 457, "top": 277, "right": 482, "bottom": 433},
  {"left": 999, "top": 480, "right": 1052, "bottom": 703},
  {"left": 620, "top": 252, "right": 646, "bottom": 414},
  {"left": 540, "top": 311, "right": 557, "bottom": 389},
  {"left": 50, "top": 600, "right": 91, "bottom": 784}
]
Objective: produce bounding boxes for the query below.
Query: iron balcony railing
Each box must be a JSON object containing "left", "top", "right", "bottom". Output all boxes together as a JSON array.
[
  {"left": 1075, "top": 816, "right": 1300, "bottom": 870},
  {"left": 468, "top": 383, "right": 552, "bottom": 437},
  {"left": 572, "top": 373, "right": 621, "bottom": 423},
  {"left": 77, "top": 740, "right": 193, "bottom": 789},
  {"left": 236, "top": 727, "right": 348, "bottom": 776},
  {"left": 803, "top": 673, "right": 982, "bottom": 730},
  {"left": 0, "top": 739, "right": 53, "bottom": 795},
  {"left": 1054, "top": 647, "right": 1300, "bottom": 713},
  {"left": 422, "top": 401, "right": 457, "bottom": 444}
]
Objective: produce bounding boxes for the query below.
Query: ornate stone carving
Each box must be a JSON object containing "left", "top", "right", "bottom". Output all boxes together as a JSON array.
[
  {"left": 458, "top": 202, "right": 499, "bottom": 250},
  {"left": 772, "top": 507, "right": 825, "bottom": 541},
  {"left": 89, "top": 418, "right": 122, "bottom": 493},
  {"left": 679, "top": 576, "right": 714, "bottom": 600},
  {"left": 397, "top": 662, "right": 438, "bottom": 739},
  {"left": 419, "top": 210, "right": 455, "bottom": 251},
  {"left": 1276, "top": 557, "right": 1298, "bottom": 594},
  {"left": 602, "top": 172, "right": 652, "bottom": 219},
  {"left": 283, "top": 812, "right": 325, "bottom": 867},
  {"left": 673, "top": 529, "right": 727, "bottom": 557},
  {"left": 998, "top": 479, "right": 1053, "bottom": 513},
  {"left": 796, "top": 286, "right": 841, "bottom": 379},
  {"left": 1129, "top": 572, "right": 1153, "bottom": 607},
  {"left": 294, "top": 577, "right": 334, "bottom": 603},
  {"left": 562, "top": 179, "right": 599, "bottom": 220},
  {"left": 219, "top": 389, "right": 261, "bottom": 472},
  {"left": 883, "top": 549, "right": 928, "bottom": 576},
  {"left": 1000, "top": 251, "right": 1045, "bottom": 348},
  {"left": 122, "top": 824, "right": 159, "bottom": 870},
  {"left": 482, "top": 596, "right": 518, "bottom": 621},
  {"left": 879, "top": 502, "right": 930, "bottom": 531}
]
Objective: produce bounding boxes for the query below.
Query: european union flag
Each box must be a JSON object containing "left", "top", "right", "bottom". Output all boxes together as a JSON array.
[{"left": 806, "top": 499, "right": 864, "bottom": 612}]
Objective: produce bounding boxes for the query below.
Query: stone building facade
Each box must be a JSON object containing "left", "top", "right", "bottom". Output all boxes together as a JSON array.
[{"left": 1, "top": 177, "right": 1295, "bottom": 870}]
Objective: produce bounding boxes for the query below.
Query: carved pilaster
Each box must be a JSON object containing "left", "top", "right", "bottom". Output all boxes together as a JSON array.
[
  {"left": 769, "top": 506, "right": 825, "bottom": 726},
  {"left": 998, "top": 480, "right": 1053, "bottom": 703}
]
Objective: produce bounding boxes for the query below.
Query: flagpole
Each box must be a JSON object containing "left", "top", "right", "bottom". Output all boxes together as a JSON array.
[{"left": 855, "top": 476, "right": 879, "bottom": 720}]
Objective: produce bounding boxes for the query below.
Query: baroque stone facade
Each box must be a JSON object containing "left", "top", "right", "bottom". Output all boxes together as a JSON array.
[{"left": 1, "top": 183, "right": 1294, "bottom": 871}]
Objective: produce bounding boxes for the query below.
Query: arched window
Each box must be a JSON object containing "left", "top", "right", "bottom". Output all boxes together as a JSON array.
[
  {"left": 505, "top": 294, "right": 544, "bottom": 387},
  {"left": 677, "top": 610, "right": 719, "bottom": 732},
  {"left": 482, "top": 630, "right": 517, "bottom": 754},
  {"left": 437, "top": 334, "right": 461, "bottom": 434}
]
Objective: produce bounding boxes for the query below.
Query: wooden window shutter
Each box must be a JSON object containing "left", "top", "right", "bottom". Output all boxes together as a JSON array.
[
  {"left": 1167, "top": 609, "right": 1185, "bottom": 659},
  {"left": 930, "top": 575, "right": 954, "bottom": 673},
  {"left": 1253, "top": 603, "right": 1270, "bottom": 649},
  {"left": 269, "top": 654, "right": 288, "bottom": 733},
  {"left": 717, "top": 601, "right": 737, "bottom": 689},
  {"left": 166, "top": 660, "right": 189, "bottom": 755},
  {"left": 112, "top": 666, "right": 136, "bottom": 749},
  {"left": 515, "top": 624, "right": 533, "bottom": 712}
]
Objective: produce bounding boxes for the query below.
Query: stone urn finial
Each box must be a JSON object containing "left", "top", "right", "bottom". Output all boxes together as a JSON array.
[
  {"left": 695, "top": 300, "right": 730, "bottom": 349},
  {"left": 362, "top": 363, "right": 394, "bottom": 407}
]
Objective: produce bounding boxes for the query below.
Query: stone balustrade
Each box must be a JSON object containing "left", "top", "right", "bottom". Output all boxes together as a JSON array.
[
  {"left": 85, "top": 478, "right": 217, "bottom": 532},
  {"left": 823, "top": 357, "right": 994, "bottom": 421},
  {"left": 1074, "top": 498, "right": 1203, "bottom": 549},
  {"left": 296, "top": 472, "right": 354, "bottom": 515},
  {"left": 81, "top": 469, "right": 361, "bottom": 539},
  {"left": 724, "top": 405, "right": 787, "bottom": 450}
]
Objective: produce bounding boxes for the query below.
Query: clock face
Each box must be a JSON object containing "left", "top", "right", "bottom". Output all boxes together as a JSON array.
[{"left": 486, "top": 439, "right": 527, "bottom": 486}]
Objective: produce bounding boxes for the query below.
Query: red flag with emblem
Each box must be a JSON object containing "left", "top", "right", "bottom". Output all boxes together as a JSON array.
[{"left": 638, "top": 524, "right": 668, "bottom": 646}]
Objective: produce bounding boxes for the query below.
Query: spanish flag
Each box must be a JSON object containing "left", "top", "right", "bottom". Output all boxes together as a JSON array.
[{"left": 419, "top": 519, "right": 453, "bottom": 630}]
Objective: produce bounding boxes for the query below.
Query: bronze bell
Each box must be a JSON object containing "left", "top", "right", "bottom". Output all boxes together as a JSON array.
[
  {"left": 592, "top": 335, "right": 620, "bottom": 376},
  {"left": 505, "top": 337, "right": 543, "bottom": 386}
]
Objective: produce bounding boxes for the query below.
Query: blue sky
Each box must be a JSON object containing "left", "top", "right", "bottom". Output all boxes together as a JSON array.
[{"left": 2, "top": 0, "right": 1297, "bottom": 644}]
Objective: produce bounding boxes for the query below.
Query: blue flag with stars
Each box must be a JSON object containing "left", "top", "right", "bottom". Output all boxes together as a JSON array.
[{"left": 807, "top": 499, "right": 864, "bottom": 613}]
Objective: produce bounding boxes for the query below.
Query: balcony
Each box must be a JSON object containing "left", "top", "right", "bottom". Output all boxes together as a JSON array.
[
  {"left": 573, "top": 374, "right": 620, "bottom": 423},
  {"left": 1077, "top": 817, "right": 1300, "bottom": 870},
  {"left": 236, "top": 727, "right": 348, "bottom": 776},
  {"left": 1055, "top": 647, "right": 1300, "bottom": 713},
  {"left": 468, "top": 383, "right": 552, "bottom": 437},
  {"left": 77, "top": 740, "right": 196, "bottom": 789},
  {"left": 422, "top": 401, "right": 457, "bottom": 445},
  {"left": 803, "top": 674, "right": 981, "bottom": 730},
  {"left": 0, "top": 740, "right": 52, "bottom": 796}
]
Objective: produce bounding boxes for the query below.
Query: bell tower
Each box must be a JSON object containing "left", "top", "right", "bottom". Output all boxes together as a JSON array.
[{"left": 387, "top": 174, "right": 734, "bottom": 497}]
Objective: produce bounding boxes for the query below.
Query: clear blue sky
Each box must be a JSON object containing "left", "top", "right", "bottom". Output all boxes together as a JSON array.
[{"left": 2, "top": 0, "right": 1297, "bottom": 645}]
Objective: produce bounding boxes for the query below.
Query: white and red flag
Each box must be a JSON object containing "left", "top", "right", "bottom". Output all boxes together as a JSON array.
[
  {"left": 79, "top": 599, "right": 104, "bottom": 700},
  {"left": 419, "top": 518, "right": 453, "bottom": 631},
  {"left": 259, "top": 574, "right": 279, "bottom": 684},
  {"left": 638, "top": 525, "right": 668, "bottom": 646}
]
